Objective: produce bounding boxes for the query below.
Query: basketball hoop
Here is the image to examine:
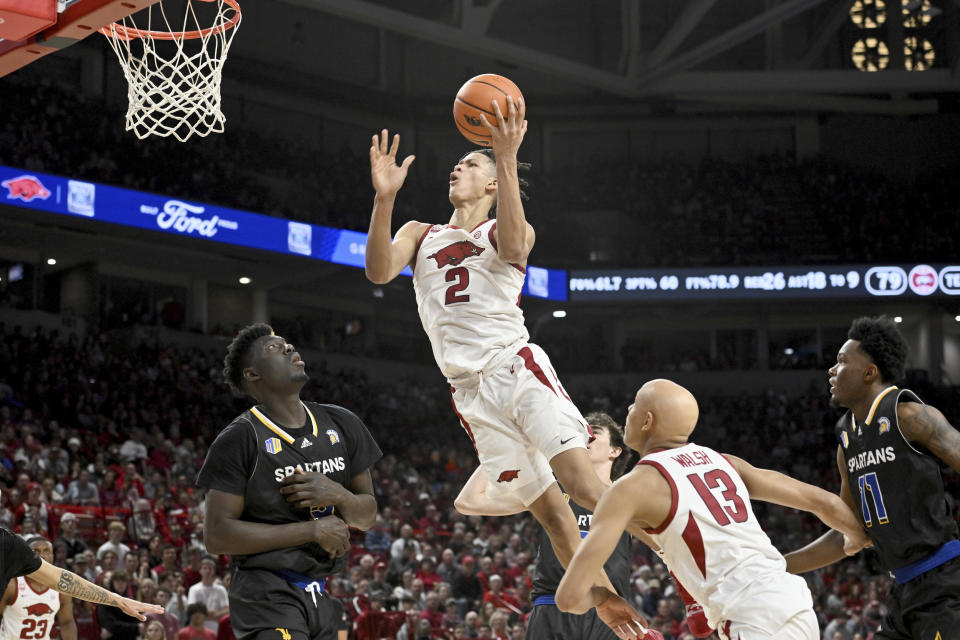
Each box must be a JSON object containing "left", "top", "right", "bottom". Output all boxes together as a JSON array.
[{"left": 99, "top": 0, "right": 241, "bottom": 142}]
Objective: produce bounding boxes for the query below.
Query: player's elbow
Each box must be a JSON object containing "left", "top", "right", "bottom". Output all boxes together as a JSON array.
[
  {"left": 203, "top": 523, "right": 227, "bottom": 555},
  {"left": 364, "top": 266, "right": 391, "bottom": 285},
  {"left": 554, "top": 588, "right": 585, "bottom": 614},
  {"left": 496, "top": 246, "right": 527, "bottom": 265}
]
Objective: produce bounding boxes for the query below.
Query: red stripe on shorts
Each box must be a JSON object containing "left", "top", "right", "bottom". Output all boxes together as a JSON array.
[
  {"left": 450, "top": 387, "right": 478, "bottom": 455},
  {"left": 546, "top": 362, "right": 572, "bottom": 402},
  {"left": 518, "top": 346, "right": 558, "bottom": 397}
]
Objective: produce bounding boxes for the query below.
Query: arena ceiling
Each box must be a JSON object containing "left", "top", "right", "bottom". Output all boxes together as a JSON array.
[{"left": 269, "top": 0, "right": 960, "bottom": 116}]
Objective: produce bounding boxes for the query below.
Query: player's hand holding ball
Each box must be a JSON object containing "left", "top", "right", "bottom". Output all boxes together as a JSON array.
[
  {"left": 480, "top": 94, "right": 527, "bottom": 160},
  {"left": 452, "top": 74, "right": 525, "bottom": 150}
]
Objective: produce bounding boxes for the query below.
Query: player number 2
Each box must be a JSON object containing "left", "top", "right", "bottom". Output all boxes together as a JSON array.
[
  {"left": 21, "top": 619, "right": 49, "bottom": 640},
  {"left": 445, "top": 267, "right": 470, "bottom": 304},
  {"left": 687, "top": 469, "right": 748, "bottom": 526}
]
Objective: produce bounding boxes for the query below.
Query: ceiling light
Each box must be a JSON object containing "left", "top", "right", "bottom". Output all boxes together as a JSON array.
[
  {"left": 238, "top": 276, "right": 251, "bottom": 285},
  {"left": 46, "top": 258, "right": 56, "bottom": 266},
  {"left": 552, "top": 310, "right": 567, "bottom": 318},
  {"left": 894, "top": 316, "right": 902, "bottom": 323}
]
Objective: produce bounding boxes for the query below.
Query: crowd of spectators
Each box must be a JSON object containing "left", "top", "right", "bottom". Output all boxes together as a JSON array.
[
  {"left": 2, "top": 79, "right": 959, "bottom": 271},
  {"left": 1, "top": 320, "right": 957, "bottom": 639}
]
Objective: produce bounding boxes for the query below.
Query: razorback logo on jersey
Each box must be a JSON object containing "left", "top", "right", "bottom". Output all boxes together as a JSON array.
[
  {"left": 428, "top": 241, "right": 485, "bottom": 267},
  {"left": 25, "top": 602, "right": 55, "bottom": 616},
  {"left": 497, "top": 469, "right": 519, "bottom": 483}
]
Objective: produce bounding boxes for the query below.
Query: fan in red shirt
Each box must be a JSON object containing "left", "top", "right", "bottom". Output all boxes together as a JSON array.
[
  {"left": 179, "top": 603, "right": 216, "bottom": 640},
  {"left": 481, "top": 575, "right": 522, "bottom": 616},
  {"left": 415, "top": 557, "right": 444, "bottom": 592},
  {"left": 418, "top": 591, "right": 445, "bottom": 633},
  {"left": 152, "top": 544, "right": 180, "bottom": 579},
  {"left": 354, "top": 592, "right": 403, "bottom": 640}
]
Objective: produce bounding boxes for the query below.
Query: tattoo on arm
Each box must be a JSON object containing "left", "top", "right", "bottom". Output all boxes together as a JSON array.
[
  {"left": 901, "top": 404, "right": 960, "bottom": 473},
  {"left": 56, "top": 572, "right": 118, "bottom": 607}
]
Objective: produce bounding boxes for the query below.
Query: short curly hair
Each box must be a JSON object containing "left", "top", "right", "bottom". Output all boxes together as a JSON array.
[
  {"left": 585, "top": 412, "right": 635, "bottom": 480},
  {"left": 222, "top": 323, "right": 273, "bottom": 396},
  {"left": 848, "top": 315, "right": 908, "bottom": 384}
]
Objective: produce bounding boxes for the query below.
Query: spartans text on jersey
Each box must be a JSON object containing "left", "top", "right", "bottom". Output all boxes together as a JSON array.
[
  {"left": 274, "top": 458, "right": 346, "bottom": 482},
  {"left": 848, "top": 446, "right": 896, "bottom": 473}
]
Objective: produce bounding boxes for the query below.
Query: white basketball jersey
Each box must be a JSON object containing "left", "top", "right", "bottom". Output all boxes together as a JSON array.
[
  {"left": 639, "top": 444, "right": 812, "bottom": 632},
  {"left": 0, "top": 577, "right": 61, "bottom": 640},
  {"left": 413, "top": 219, "right": 528, "bottom": 382}
]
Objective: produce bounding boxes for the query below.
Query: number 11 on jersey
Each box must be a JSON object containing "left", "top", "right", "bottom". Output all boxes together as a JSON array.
[{"left": 857, "top": 472, "right": 889, "bottom": 527}]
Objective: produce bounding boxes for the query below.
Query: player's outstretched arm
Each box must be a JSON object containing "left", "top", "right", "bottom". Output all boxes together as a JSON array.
[
  {"left": 725, "top": 454, "right": 867, "bottom": 543},
  {"left": 27, "top": 559, "right": 163, "bottom": 621},
  {"left": 366, "top": 129, "right": 424, "bottom": 284},
  {"left": 204, "top": 489, "right": 350, "bottom": 558},
  {"left": 898, "top": 402, "right": 960, "bottom": 473},
  {"left": 556, "top": 470, "right": 657, "bottom": 615},
  {"left": 480, "top": 96, "right": 534, "bottom": 265},
  {"left": 280, "top": 468, "right": 378, "bottom": 530},
  {"left": 453, "top": 466, "right": 526, "bottom": 516},
  {"left": 783, "top": 445, "right": 865, "bottom": 573}
]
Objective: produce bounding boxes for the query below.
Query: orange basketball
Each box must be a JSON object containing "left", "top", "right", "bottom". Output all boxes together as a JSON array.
[{"left": 453, "top": 74, "right": 525, "bottom": 147}]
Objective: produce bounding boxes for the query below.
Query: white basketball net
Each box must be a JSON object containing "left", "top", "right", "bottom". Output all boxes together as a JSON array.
[{"left": 100, "top": 0, "right": 241, "bottom": 142}]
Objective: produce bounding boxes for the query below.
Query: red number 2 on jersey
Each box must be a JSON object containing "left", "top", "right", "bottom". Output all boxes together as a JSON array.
[
  {"left": 444, "top": 267, "right": 470, "bottom": 304},
  {"left": 687, "top": 469, "right": 749, "bottom": 526},
  {"left": 21, "top": 619, "right": 50, "bottom": 640}
]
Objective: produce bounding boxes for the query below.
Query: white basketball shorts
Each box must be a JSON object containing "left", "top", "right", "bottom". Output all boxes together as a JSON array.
[
  {"left": 450, "top": 342, "right": 591, "bottom": 507},
  {"left": 720, "top": 609, "right": 818, "bottom": 640}
]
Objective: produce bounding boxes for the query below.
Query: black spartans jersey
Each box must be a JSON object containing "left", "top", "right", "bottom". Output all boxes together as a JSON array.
[
  {"left": 836, "top": 386, "right": 958, "bottom": 570},
  {"left": 530, "top": 488, "right": 632, "bottom": 599},
  {"left": 196, "top": 401, "right": 382, "bottom": 581}
]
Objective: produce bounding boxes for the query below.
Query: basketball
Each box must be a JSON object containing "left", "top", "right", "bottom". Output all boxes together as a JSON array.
[{"left": 453, "top": 74, "right": 525, "bottom": 146}]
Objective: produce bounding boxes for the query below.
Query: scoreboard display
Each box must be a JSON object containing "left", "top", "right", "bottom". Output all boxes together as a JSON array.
[{"left": 569, "top": 264, "right": 960, "bottom": 301}]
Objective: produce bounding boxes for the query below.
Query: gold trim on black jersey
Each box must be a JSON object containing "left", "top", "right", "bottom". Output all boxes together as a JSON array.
[
  {"left": 865, "top": 386, "right": 898, "bottom": 425},
  {"left": 250, "top": 402, "right": 319, "bottom": 443}
]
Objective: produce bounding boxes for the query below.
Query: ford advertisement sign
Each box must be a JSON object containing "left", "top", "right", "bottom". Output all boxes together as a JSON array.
[{"left": 0, "top": 164, "right": 566, "bottom": 300}]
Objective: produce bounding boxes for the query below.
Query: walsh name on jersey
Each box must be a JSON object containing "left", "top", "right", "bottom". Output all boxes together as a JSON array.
[
  {"left": 848, "top": 446, "right": 896, "bottom": 473},
  {"left": 274, "top": 457, "right": 346, "bottom": 482}
]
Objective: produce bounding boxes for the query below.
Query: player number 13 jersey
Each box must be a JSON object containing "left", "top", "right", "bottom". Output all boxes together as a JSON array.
[{"left": 639, "top": 444, "right": 811, "bottom": 632}]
